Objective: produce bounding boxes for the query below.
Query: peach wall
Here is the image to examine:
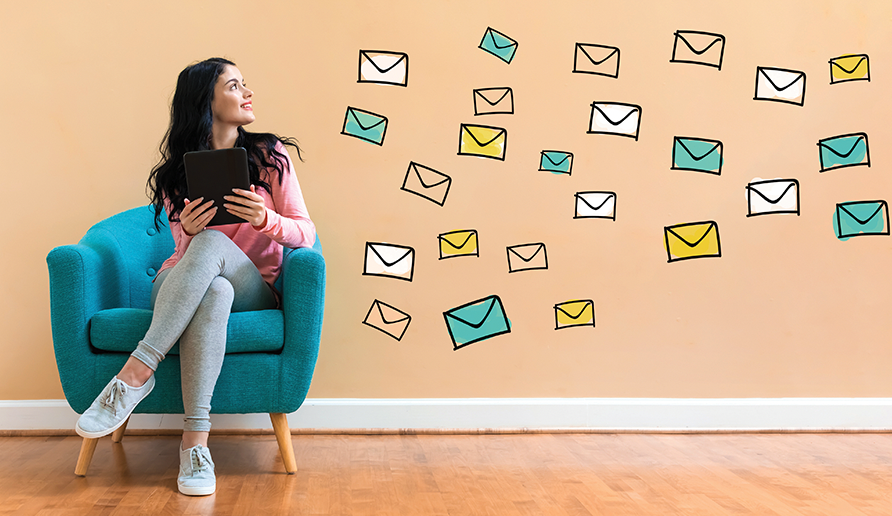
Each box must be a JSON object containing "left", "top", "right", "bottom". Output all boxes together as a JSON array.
[{"left": 3, "top": 0, "right": 892, "bottom": 400}]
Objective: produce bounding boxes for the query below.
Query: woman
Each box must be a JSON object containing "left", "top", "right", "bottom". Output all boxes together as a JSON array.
[{"left": 75, "top": 57, "right": 316, "bottom": 496}]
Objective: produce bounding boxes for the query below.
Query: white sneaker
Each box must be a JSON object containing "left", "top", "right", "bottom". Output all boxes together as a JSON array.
[
  {"left": 75, "top": 376, "right": 155, "bottom": 439},
  {"left": 178, "top": 443, "right": 216, "bottom": 496}
]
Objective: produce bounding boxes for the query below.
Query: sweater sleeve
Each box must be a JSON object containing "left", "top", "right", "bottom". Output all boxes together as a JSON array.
[{"left": 253, "top": 142, "right": 317, "bottom": 248}]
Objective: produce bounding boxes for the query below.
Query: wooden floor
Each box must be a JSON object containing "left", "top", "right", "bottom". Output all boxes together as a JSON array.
[{"left": 2, "top": 433, "right": 892, "bottom": 515}]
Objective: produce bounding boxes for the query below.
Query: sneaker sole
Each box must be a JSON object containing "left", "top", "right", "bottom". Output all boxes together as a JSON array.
[
  {"left": 75, "top": 378, "right": 155, "bottom": 439},
  {"left": 178, "top": 483, "right": 216, "bottom": 496}
]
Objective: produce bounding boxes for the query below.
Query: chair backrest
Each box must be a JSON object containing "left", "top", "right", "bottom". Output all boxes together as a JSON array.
[{"left": 80, "top": 205, "right": 174, "bottom": 310}]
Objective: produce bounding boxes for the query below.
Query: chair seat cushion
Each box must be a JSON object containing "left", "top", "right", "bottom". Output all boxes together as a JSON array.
[{"left": 90, "top": 308, "right": 285, "bottom": 354}]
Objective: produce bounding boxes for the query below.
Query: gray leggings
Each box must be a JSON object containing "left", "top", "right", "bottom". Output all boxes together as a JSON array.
[{"left": 131, "top": 230, "right": 277, "bottom": 432}]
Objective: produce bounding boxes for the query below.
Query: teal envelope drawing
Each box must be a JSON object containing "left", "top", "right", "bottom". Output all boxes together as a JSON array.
[
  {"left": 341, "top": 107, "right": 388, "bottom": 145},
  {"left": 539, "top": 150, "right": 573, "bottom": 175},
  {"left": 479, "top": 27, "right": 517, "bottom": 64},
  {"left": 818, "top": 133, "right": 869, "bottom": 172},
  {"left": 443, "top": 295, "right": 511, "bottom": 350},
  {"left": 672, "top": 137, "right": 723, "bottom": 174},
  {"left": 835, "top": 201, "right": 889, "bottom": 239}
]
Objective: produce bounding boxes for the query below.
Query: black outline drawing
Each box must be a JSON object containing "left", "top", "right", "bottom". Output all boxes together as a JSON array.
[
  {"left": 587, "top": 102, "right": 642, "bottom": 140},
  {"left": 443, "top": 295, "right": 511, "bottom": 350},
  {"left": 754, "top": 67, "right": 806, "bottom": 107},
  {"left": 672, "top": 136, "right": 724, "bottom": 175},
  {"left": 539, "top": 150, "right": 574, "bottom": 175},
  {"left": 817, "top": 133, "right": 870, "bottom": 172},
  {"left": 829, "top": 54, "right": 869, "bottom": 85},
  {"left": 554, "top": 300, "right": 596, "bottom": 330},
  {"left": 473, "top": 87, "right": 514, "bottom": 115},
  {"left": 358, "top": 50, "right": 409, "bottom": 87},
  {"left": 670, "top": 30, "right": 726, "bottom": 70},
  {"left": 438, "top": 229, "right": 479, "bottom": 260},
  {"left": 479, "top": 27, "right": 518, "bottom": 64},
  {"left": 506, "top": 243, "right": 548, "bottom": 273},
  {"left": 363, "top": 242, "right": 415, "bottom": 282},
  {"left": 574, "top": 191, "right": 617, "bottom": 220},
  {"left": 573, "top": 43, "right": 620, "bottom": 78},
  {"left": 746, "top": 179, "right": 800, "bottom": 217},
  {"left": 835, "top": 201, "right": 890, "bottom": 239},
  {"left": 341, "top": 107, "right": 388, "bottom": 146},
  {"left": 458, "top": 124, "right": 508, "bottom": 161},
  {"left": 400, "top": 162, "right": 451, "bottom": 206},
  {"left": 664, "top": 221, "right": 721, "bottom": 263},
  {"left": 362, "top": 299, "right": 412, "bottom": 341}
]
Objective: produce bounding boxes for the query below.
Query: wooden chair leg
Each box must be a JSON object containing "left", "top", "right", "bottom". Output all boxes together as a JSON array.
[
  {"left": 111, "top": 416, "right": 130, "bottom": 443},
  {"left": 269, "top": 413, "right": 297, "bottom": 474},
  {"left": 75, "top": 437, "right": 99, "bottom": 477}
]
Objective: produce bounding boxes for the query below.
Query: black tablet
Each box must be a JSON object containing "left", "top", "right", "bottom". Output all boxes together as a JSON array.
[{"left": 183, "top": 147, "right": 251, "bottom": 227}]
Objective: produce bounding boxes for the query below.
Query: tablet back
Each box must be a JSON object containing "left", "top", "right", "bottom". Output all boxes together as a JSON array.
[{"left": 184, "top": 147, "right": 251, "bottom": 227}]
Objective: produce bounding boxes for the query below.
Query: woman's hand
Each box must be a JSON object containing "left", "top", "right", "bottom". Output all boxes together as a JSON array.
[
  {"left": 224, "top": 185, "right": 268, "bottom": 227},
  {"left": 181, "top": 197, "right": 217, "bottom": 236}
]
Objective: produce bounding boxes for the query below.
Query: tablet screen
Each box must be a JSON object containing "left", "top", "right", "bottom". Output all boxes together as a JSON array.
[{"left": 183, "top": 147, "right": 251, "bottom": 227}]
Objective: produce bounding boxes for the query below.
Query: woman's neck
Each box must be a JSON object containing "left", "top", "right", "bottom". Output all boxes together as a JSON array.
[{"left": 210, "top": 125, "right": 239, "bottom": 149}]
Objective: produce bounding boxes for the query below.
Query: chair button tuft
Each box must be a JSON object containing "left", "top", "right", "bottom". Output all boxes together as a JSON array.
[
  {"left": 147, "top": 268, "right": 156, "bottom": 277},
  {"left": 147, "top": 228, "right": 157, "bottom": 236}
]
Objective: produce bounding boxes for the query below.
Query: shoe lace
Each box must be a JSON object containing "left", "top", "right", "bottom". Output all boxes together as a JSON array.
[
  {"left": 100, "top": 381, "right": 126, "bottom": 416},
  {"left": 191, "top": 447, "right": 211, "bottom": 472}
]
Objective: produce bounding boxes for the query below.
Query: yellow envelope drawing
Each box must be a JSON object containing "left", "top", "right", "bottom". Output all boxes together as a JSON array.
[
  {"left": 363, "top": 242, "right": 415, "bottom": 281},
  {"left": 506, "top": 243, "right": 548, "bottom": 273},
  {"left": 401, "top": 162, "right": 451, "bottom": 206},
  {"left": 473, "top": 87, "right": 514, "bottom": 115},
  {"left": 439, "top": 230, "right": 479, "bottom": 259},
  {"left": 554, "top": 300, "right": 595, "bottom": 330},
  {"left": 362, "top": 299, "right": 411, "bottom": 341},
  {"left": 754, "top": 67, "right": 806, "bottom": 106},
  {"left": 664, "top": 221, "right": 721, "bottom": 262},
  {"left": 358, "top": 50, "right": 409, "bottom": 86},
  {"left": 829, "top": 54, "right": 869, "bottom": 84},
  {"left": 459, "top": 124, "right": 507, "bottom": 160},
  {"left": 573, "top": 43, "right": 620, "bottom": 78},
  {"left": 670, "top": 30, "right": 725, "bottom": 70}
]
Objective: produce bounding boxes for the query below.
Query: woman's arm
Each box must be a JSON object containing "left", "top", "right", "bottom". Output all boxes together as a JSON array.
[{"left": 250, "top": 142, "right": 317, "bottom": 248}]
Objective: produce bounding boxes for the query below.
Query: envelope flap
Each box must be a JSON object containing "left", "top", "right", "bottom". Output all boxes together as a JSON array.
[
  {"left": 748, "top": 181, "right": 796, "bottom": 204},
  {"left": 508, "top": 244, "right": 544, "bottom": 262},
  {"left": 577, "top": 44, "right": 618, "bottom": 65},
  {"left": 360, "top": 51, "right": 407, "bottom": 74},
  {"left": 839, "top": 202, "right": 885, "bottom": 225},
  {"left": 368, "top": 243, "right": 413, "bottom": 267},
  {"left": 576, "top": 192, "right": 614, "bottom": 211},
  {"left": 666, "top": 223, "right": 716, "bottom": 248},
  {"left": 475, "top": 88, "right": 511, "bottom": 106},
  {"left": 591, "top": 104, "right": 638, "bottom": 125},
  {"left": 831, "top": 55, "right": 867, "bottom": 73},
  {"left": 555, "top": 301, "right": 592, "bottom": 319},
  {"left": 446, "top": 297, "right": 497, "bottom": 329},
  {"left": 676, "top": 138, "right": 721, "bottom": 160},
  {"left": 375, "top": 300, "right": 410, "bottom": 324},
  {"left": 349, "top": 109, "right": 386, "bottom": 131},
  {"left": 440, "top": 231, "right": 475, "bottom": 249},
  {"left": 411, "top": 163, "right": 450, "bottom": 188},
  {"left": 675, "top": 31, "right": 723, "bottom": 54},
  {"left": 759, "top": 68, "right": 804, "bottom": 91},
  {"left": 487, "top": 29, "right": 516, "bottom": 49},
  {"left": 542, "top": 151, "right": 571, "bottom": 166},
  {"left": 818, "top": 135, "right": 865, "bottom": 158},
  {"left": 463, "top": 125, "right": 506, "bottom": 147}
]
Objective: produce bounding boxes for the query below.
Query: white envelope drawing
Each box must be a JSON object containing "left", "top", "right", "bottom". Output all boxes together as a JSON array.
[
  {"left": 400, "top": 162, "right": 451, "bottom": 206},
  {"left": 754, "top": 67, "right": 806, "bottom": 106},
  {"left": 746, "top": 179, "right": 800, "bottom": 217},
  {"left": 358, "top": 50, "right": 408, "bottom": 86},
  {"left": 575, "top": 191, "right": 616, "bottom": 220},
  {"left": 588, "top": 102, "right": 641, "bottom": 140},
  {"left": 363, "top": 242, "right": 415, "bottom": 281}
]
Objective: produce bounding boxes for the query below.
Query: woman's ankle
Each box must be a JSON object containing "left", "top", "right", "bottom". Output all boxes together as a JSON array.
[
  {"left": 182, "top": 431, "right": 209, "bottom": 450},
  {"left": 117, "top": 357, "right": 153, "bottom": 388}
]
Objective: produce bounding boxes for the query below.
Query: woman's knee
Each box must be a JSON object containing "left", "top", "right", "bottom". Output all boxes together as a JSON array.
[
  {"left": 186, "top": 229, "right": 233, "bottom": 256},
  {"left": 204, "top": 276, "right": 234, "bottom": 307}
]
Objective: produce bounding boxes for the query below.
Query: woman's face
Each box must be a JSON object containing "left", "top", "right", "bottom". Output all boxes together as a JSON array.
[{"left": 211, "top": 65, "right": 255, "bottom": 128}]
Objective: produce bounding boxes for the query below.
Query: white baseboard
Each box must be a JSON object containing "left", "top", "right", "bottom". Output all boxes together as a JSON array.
[{"left": 2, "top": 398, "right": 892, "bottom": 432}]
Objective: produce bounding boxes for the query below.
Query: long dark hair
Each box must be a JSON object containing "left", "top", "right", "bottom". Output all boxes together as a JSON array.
[{"left": 147, "top": 57, "right": 302, "bottom": 228}]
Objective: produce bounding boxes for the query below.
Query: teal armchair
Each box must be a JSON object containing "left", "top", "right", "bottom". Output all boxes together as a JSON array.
[{"left": 46, "top": 205, "right": 325, "bottom": 476}]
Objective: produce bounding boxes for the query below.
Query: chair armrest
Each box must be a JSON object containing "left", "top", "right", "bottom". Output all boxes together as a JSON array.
[
  {"left": 277, "top": 245, "right": 326, "bottom": 410},
  {"left": 46, "top": 237, "right": 129, "bottom": 411}
]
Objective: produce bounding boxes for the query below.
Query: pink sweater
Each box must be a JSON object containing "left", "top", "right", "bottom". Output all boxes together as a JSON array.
[{"left": 159, "top": 142, "right": 316, "bottom": 288}]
